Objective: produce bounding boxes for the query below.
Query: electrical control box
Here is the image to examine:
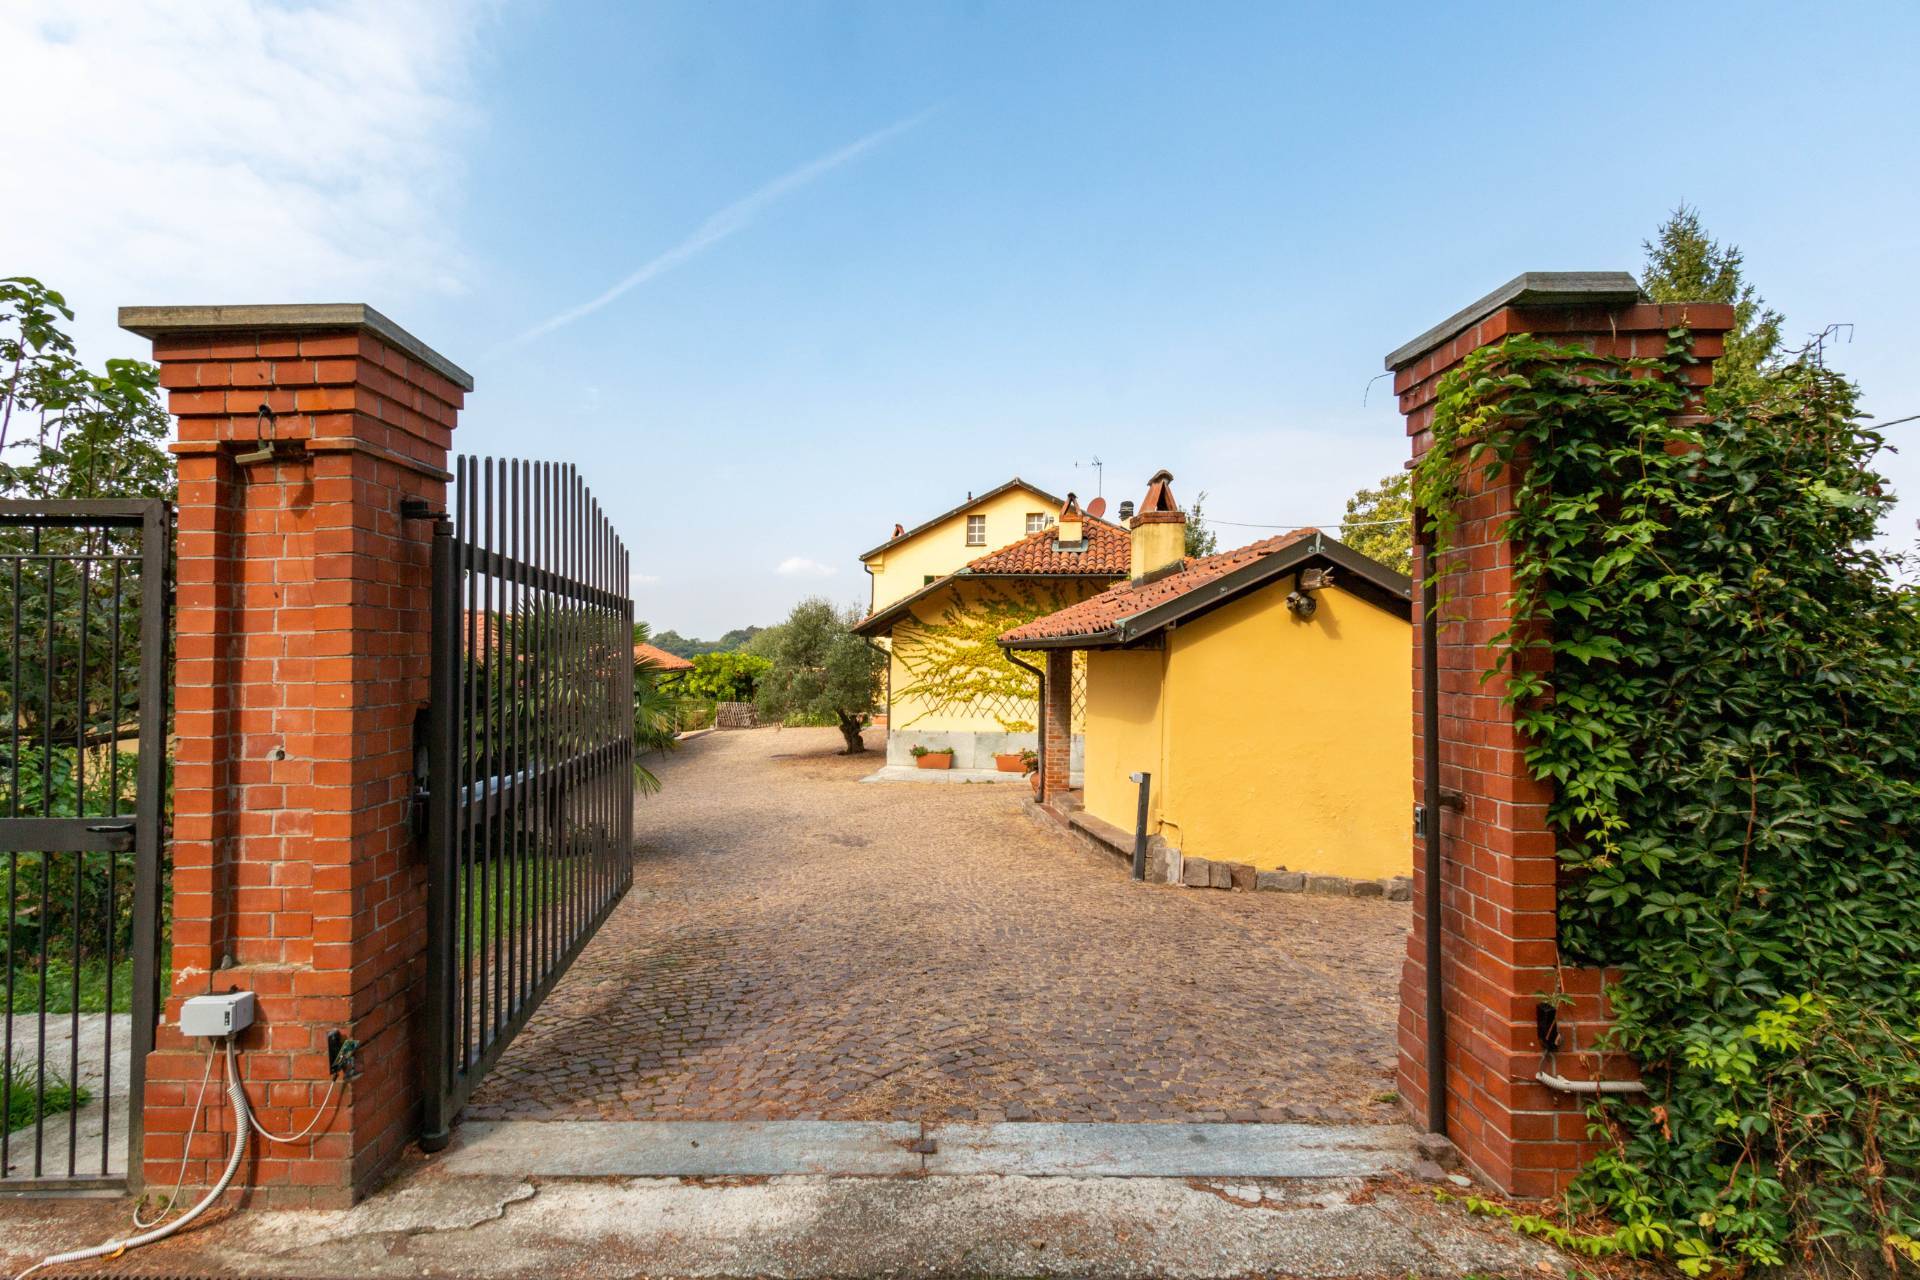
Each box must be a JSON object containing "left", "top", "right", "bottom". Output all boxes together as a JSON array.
[{"left": 180, "top": 990, "right": 256, "bottom": 1038}]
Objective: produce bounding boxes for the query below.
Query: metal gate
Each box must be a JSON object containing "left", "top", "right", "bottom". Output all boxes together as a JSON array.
[
  {"left": 0, "top": 499, "right": 169, "bottom": 1191},
  {"left": 421, "top": 458, "right": 635, "bottom": 1147}
]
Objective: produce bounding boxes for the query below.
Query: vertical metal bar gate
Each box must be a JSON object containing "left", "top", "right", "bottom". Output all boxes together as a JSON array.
[
  {"left": 0, "top": 499, "right": 169, "bottom": 1192},
  {"left": 421, "top": 459, "right": 635, "bottom": 1148}
]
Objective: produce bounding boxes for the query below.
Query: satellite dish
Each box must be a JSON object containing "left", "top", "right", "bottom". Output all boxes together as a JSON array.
[{"left": 1086, "top": 496, "right": 1108, "bottom": 519}]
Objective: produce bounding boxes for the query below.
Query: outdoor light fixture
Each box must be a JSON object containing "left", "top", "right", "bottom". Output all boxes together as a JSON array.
[
  {"left": 233, "top": 403, "right": 283, "bottom": 467},
  {"left": 1286, "top": 567, "right": 1335, "bottom": 618}
]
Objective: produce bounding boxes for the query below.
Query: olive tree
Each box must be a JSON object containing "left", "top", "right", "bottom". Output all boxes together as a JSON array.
[{"left": 755, "top": 598, "right": 884, "bottom": 753}]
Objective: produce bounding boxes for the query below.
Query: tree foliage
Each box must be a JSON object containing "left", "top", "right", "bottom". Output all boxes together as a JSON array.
[
  {"left": 1339, "top": 471, "right": 1411, "bottom": 574},
  {"left": 1641, "top": 205, "right": 1785, "bottom": 412},
  {"left": 1184, "top": 489, "right": 1218, "bottom": 558},
  {"left": 1414, "top": 330, "right": 1920, "bottom": 1276},
  {"left": 682, "top": 650, "right": 772, "bottom": 702},
  {"left": 1, "top": 278, "right": 171, "bottom": 502},
  {"left": 754, "top": 598, "right": 884, "bottom": 753},
  {"left": 647, "top": 625, "right": 764, "bottom": 659}
]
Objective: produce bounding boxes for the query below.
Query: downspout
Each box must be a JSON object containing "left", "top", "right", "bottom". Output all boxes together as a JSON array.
[
  {"left": 1006, "top": 651, "right": 1045, "bottom": 795},
  {"left": 1420, "top": 550, "right": 1447, "bottom": 1136}
]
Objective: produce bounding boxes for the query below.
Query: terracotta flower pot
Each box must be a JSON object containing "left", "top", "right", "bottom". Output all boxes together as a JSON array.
[
  {"left": 915, "top": 753, "right": 953, "bottom": 770},
  {"left": 993, "top": 752, "right": 1026, "bottom": 773},
  {"left": 1028, "top": 769, "right": 1042, "bottom": 794}
]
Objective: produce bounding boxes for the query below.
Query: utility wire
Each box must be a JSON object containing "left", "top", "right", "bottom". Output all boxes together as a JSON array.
[{"left": 1212, "top": 516, "right": 1409, "bottom": 530}]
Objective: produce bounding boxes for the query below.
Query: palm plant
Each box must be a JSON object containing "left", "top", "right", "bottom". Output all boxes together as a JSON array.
[{"left": 632, "top": 622, "right": 678, "bottom": 795}]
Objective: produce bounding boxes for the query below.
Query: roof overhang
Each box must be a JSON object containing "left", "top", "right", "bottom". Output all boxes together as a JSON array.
[{"left": 1000, "top": 533, "right": 1412, "bottom": 652}]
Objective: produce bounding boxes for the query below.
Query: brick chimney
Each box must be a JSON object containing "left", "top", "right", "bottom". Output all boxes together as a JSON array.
[
  {"left": 1055, "top": 492, "right": 1084, "bottom": 547},
  {"left": 1129, "top": 470, "right": 1185, "bottom": 582}
]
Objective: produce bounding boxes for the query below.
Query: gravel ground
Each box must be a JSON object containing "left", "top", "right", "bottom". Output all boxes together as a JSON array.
[{"left": 465, "top": 726, "right": 1411, "bottom": 1125}]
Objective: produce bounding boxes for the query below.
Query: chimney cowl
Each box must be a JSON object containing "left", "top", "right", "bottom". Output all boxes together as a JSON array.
[
  {"left": 1118, "top": 500, "right": 1135, "bottom": 521},
  {"left": 1128, "top": 468, "right": 1186, "bottom": 582},
  {"left": 1054, "top": 491, "right": 1085, "bottom": 547}
]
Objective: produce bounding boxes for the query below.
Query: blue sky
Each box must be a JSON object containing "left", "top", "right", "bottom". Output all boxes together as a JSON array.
[{"left": 7, "top": 1, "right": 1917, "bottom": 635}]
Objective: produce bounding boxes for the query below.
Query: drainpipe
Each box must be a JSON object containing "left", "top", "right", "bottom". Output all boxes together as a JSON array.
[
  {"left": 1006, "top": 651, "right": 1045, "bottom": 794},
  {"left": 1420, "top": 554, "right": 1447, "bottom": 1136}
]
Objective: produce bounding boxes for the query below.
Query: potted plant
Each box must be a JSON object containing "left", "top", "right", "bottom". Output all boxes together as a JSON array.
[
  {"left": 993, "top": 749, "right": 1028, "bottom": 773},
  {"left": 1022, "top": 749, "right": 1041, "bottom": 792},
  {"left": 911, "top": 745, "right": 954, "bottom": 770}
]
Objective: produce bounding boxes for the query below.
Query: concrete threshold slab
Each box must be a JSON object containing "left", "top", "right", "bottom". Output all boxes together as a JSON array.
[
  {"left": 435, "top": 1120, "right": 1414, "bottom": 1180},
  {"left": 440, "top": 1120, "right": 922, "bottom": 1177},
  {"left": 930, "top": 1122, "right": 1414, "bottom": 1177}
]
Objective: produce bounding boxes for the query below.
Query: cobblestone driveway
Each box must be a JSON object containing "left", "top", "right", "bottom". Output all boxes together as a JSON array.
[{"left": 465, "top": 728, "right": 1410, "bottom": 1125}]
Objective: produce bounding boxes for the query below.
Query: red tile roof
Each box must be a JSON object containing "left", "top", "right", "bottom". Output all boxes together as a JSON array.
[
  {"left": 962, "top": 519, "right": 1131, "bottom": 576},
  {"left": 852, "top": 523, "right": 1131, "bottom": 638},
  {"left": 999, "top": 528, "right": 1322, "bottom": 645},
  {"left": 634, "top": 642, "right": 694, "bottom": 671}
]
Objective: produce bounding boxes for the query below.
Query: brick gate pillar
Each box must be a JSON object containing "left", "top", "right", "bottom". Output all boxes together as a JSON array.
[
  {"left": 1041, "top": 649, "right": 1073, "bottom": 801},
  {"left": 120, "top": 305, "right": 470, "bottom": 1207},
  {"left": 1383, "top": 275, "right": 1731, "bottom": 1198}
]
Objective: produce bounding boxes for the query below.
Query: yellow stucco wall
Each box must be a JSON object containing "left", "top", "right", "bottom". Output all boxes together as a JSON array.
[
  {"left": 864, "top": 485, "right": 1059, "bottom": 612},
  {"left": 1082, "top": 648, "right": 1164, "bottom": 831},
  {"left": 1081, "top": 581, "right": 1410, "bottom": 880},
  {"left": 889, "top": 576, "right": 1098, "bottom": 736}
]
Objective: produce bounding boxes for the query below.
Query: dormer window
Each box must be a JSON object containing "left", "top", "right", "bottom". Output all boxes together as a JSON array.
[
  {"left": 966, "top": 514, "right": 987, "bottom": 546},
  {"left": 1025, "top": 512, "right": 1050, "bottom": 534}
]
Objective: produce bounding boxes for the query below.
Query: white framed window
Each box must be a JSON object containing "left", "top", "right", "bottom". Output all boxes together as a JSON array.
[
  {"left": 1026, "top": 512, "right": 1050, "bottom": 534},
  {"left": 966, "top": 514, "right": 987, "bottom": 546}
]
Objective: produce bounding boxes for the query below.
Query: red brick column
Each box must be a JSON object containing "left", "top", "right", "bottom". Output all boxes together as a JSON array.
[
  {"left": 120, "top": 305, "right": 470, "bottom": 1207},
  {"left": 1385, "top": 275, "right": 1732, "bottom": 1197},
  {"left": 1041, "top": 649, "right": 1073, "bottom": 801}
]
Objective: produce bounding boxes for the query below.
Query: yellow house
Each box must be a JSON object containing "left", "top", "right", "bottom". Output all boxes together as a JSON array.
[
  {"left": 1000, "top": 472, "right": 1413, "bottom": 889},
  {"left": 855, "top": 484, "right": 1127, "bottom": 773}
]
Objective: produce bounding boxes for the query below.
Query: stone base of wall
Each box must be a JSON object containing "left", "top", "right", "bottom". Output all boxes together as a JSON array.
[
  {"left": 1195, "top": 860, "right": 1413, "bottom": 902},
  {"left": 1025, "top": 800, "right": 1410, "bottom": 901}
]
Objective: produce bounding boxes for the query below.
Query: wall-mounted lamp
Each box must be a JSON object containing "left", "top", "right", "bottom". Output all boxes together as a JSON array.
[
  {"left": 233, "top": 404, "right": 285, "bottom": 467},
  {"left": 1286, "top": 566, "right": 1336, "bottom": 618}
]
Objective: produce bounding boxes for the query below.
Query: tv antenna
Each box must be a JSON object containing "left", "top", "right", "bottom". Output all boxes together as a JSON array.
[{"left": 1076, "top": 455, "right": 1105, "bottom": 499}]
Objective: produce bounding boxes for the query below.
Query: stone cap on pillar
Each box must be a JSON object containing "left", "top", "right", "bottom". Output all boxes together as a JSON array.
[
  {"left": 119, "top": 303, "right": 473, "bottom": 391},
  {"left": 1386, "top": 271, "right": 1735, "bottom": 445},
  {"left": 1384, "top": 271, "right": 1641, "bottom": 372},
  {"left": 122, "top": 303, "right": 470, "bottom": 472}
]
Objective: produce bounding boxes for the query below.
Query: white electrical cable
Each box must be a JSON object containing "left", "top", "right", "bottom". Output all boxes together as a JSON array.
[
  {"left": 11, "top": 1031, "right": 345, "bottom": 1280},
  {"left": 230, "top": 1037, "right": 340, "bottom": 1144},
  {"left": 12, "top": 1037, "right": 250, "bottom": 1280},
  {"left": 130, "top": 1041, "right": 219, "bottom": 1230}
]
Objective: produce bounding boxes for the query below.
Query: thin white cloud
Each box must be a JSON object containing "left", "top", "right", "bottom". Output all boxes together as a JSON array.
[
  {"left": 513, "top": 111, "right": 931, "bottom": 347},
  {"left": 631, "top": 572, "right": 662, "bottom": 587},
  {"left": 775, "top": 556, "right": 836, "bottom": 579},
  {"left": 0, "top": 0, "right": 486, "bottom": 359}
]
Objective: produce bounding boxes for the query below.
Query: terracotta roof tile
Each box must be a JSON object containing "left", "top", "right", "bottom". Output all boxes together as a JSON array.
[
  {"left": 634, "top": 642, "right": 694, "bottom": 671},
  {"left": 999, "top": 528, "right": 1321, "bottom": 645},
  {"left": 962, "top": 519, "right": 1131, "bottom": 576}
]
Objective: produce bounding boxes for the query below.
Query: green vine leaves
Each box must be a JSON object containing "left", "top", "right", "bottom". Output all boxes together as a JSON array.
[
  {"left": 1411, "top": 331, "right": 1920, "bottom": 1275},
  {"left": 891, "top": 580, "right": 1082, "bottom": 732}
]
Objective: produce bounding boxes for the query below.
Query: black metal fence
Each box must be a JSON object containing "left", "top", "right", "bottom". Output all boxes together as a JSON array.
[
  {"left": 0, "top": 499, "right": 168, "bottom": 1190},
  {"left": 421, "top": 459, "right": 634, "bottom": 1146}
]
